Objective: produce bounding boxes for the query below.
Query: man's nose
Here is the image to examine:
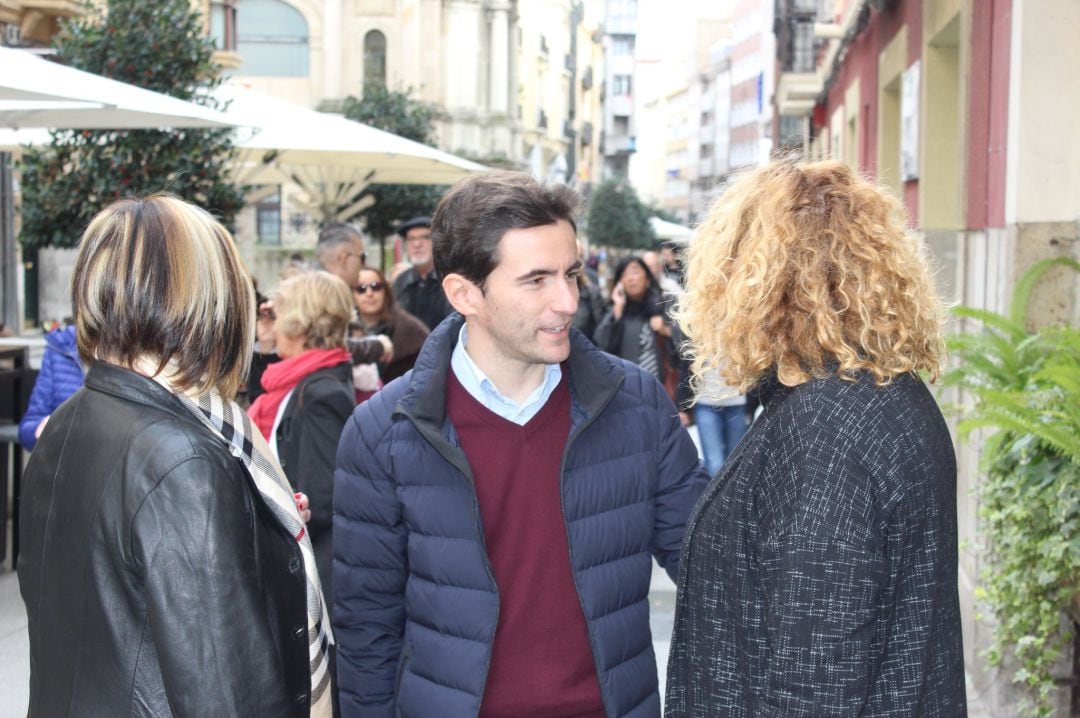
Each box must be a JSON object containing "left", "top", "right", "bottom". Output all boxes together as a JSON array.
[{"left": 551, "top": 279, "right": 579, "bottom": 315}]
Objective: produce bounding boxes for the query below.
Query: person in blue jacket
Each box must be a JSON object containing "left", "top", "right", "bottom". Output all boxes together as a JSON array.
[
  {"left": 333, "top": 170, "right": 709, "bottom": 718},
  {"left": 19, "top": 323, "right": 84, "bottom": 449}
]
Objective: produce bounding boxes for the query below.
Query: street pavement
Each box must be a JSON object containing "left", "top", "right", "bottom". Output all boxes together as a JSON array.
[
  {"left": 0, "top": 563, "right": 679, "bottom": 718},
  {"left": 0, "top": 556, "right": 995, "bottom": 717}
]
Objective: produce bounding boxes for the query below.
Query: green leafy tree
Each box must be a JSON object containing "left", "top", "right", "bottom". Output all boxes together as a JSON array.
[
  {"left": 946, "top": 257, "right": 1080, "bottom": 717},
  {"left": 648, "top": 203, "right": 682, "bottom": 225},
  {"left": 585, "top": 179, "right": 657, "bottom": 250},
  {"left": 341, "top": 84, "right": 447, "bottom": 244},
  {"left": 18, "top": 0, "right": 244, "bottom": 251}
]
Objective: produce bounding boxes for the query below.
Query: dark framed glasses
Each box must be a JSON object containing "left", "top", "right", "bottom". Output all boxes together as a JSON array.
[{"left": 353, "top": 281, "right": 385, "bottom": 294}]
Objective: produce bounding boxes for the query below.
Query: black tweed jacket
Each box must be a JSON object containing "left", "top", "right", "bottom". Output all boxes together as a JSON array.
[{"left": 665, "top": 370, "right": 967, "bottom": 717}]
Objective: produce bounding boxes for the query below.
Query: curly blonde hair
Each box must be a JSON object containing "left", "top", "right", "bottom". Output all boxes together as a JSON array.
[{"left": 675, "top": 159, "right": 946, "bottom": 398}]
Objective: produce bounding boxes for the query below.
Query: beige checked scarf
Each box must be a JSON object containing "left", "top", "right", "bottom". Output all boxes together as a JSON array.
[{"left": 149, "top": 371, "right": 332, "bottom": 716}]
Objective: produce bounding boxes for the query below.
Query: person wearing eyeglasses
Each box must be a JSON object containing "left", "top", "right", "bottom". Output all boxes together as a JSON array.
[
  {"left": 349, "top": 266, "right": 429, "bottom": 403},
  {"left": 317, "top": 223, "right": 368, "bottom": 286},
  {"left": 391, "top": 215, "right": 455, "bottom": 331},
  {"left": 248, "top": 223, "right": 391, "bottom": 404}
]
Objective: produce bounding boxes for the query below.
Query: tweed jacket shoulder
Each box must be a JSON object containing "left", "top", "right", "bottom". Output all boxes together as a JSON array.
[
  {"left": 333, "top": 315, "right": 709, "bottom": 718},
  {"left": 665, "top": 371, "right": 966, "bottom": 717}
]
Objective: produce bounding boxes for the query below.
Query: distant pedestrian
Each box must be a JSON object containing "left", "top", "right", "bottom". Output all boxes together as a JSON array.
[
  {"left": 391, "top": 215, "right": 454, "bottom": 330},
  {"left": 593, "top": 256, "right": 666, "bottom": 374},
  {"left": 333, "top": 171, "right": 708, "bottom": 717},
  {"left": 19, "top": 195, "right": 330, "bottom": 717},
  {"left": 249, "top": 222, "right": 390, "bottom": 402},
  {"left": 349, "top": 264, "right": 429, "bottom": 400},
  {"left": 666, "top": 159, "right": 966, "bottom": 716},
  {"left": 691, "top": 365, "right": 747, "bottom": 477},
  {"left": 18, "top": 323, "right": 83, "bottom": 450}
]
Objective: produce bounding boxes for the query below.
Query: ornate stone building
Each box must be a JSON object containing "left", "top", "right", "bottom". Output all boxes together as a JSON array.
[
  {"left": 0, "top": 0, "right": 80, "bottom": 48},
  {"left": 202, "top": 0, "right": 603, "bottom": 174}
]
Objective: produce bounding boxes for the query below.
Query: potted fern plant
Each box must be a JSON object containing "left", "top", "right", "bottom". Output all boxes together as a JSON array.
[{"left": 946, "top": 257, "right": 1080, "bottom": 717}]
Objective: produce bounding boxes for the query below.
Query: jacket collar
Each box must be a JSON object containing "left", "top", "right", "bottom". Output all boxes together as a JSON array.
[
  {"left": 83, "top": 360, "right": 204, "bottom": 425},
  {"left": 397, "top": 314, "right": 624, "bottom": 431}
]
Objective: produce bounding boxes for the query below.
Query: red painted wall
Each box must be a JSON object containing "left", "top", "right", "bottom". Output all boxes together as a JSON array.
[
  {"left": 817, "top": 0, "right": 922, "bottom": 224},
  {"left": 965, "top": 0, "right": 1011, "bottom": 229},
  {"left": 987, "top": 0, "right": 1011, "bottom": 228}
]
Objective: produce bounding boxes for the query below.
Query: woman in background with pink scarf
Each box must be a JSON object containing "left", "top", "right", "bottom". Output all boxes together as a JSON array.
[
  {"left": 249, "top": 271, "right": 355, "bottom": 599},
  {"left": 249, "top": 270, "right": 355, "bottom": 717}
]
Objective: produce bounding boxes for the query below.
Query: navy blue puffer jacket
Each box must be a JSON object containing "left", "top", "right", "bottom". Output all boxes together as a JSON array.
[
  {"left": 333, "top": 315, "right": 708, "bottom": 718},
  {"left": 20, "top": 325, "right": 84, "bottom": 449}
]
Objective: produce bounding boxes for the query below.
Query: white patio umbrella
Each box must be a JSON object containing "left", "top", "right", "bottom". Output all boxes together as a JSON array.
[
  {"left": 0, "top": 47, "right": 235, "bottom": 129},
  {"left": 217, "top": 84, "right": 485, "bottom": 221},
  {"left": 649, "top": 216, "right": 693, "bottom": 243},
  {"left": 0, "top": 47, "right": 239, "bottom": 331}
]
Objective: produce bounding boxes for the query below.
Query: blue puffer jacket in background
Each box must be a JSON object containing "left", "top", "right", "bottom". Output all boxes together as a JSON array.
[
  {"left": 20, "top": 325, "right": 84, "bottom": 449},
  {"left": 333, "top": 315, "right": 709, "bottom": 718}
]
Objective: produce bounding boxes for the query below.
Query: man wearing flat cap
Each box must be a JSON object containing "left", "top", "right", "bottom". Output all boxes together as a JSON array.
[{"left": 392, "top": 215, "right": 454, "bottom": 331}]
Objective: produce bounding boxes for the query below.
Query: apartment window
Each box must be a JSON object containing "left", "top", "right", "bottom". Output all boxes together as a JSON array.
[
  {"left": 256, "top": 192, "right": 282, "bottom": 245},
  {"left": 612, "top": 74, "right": 632, "bottom": 96},
  {"left": 791, "top": 19, "right": 815, "bottom": 73},
  {"left": 613, "top": 115, "right": 629, "bottom": 136},
  {"left": 236, "top": 0, "right": 309, "bottom": 77},
  {"left": 612, "top": 36, "right": 634, "bottom": 56},
  {"left": 209, "top": 1, "right": 237, "bottom": 51},
  {"left": 364, "top": 30, "right": 387, "bottom": 87}
]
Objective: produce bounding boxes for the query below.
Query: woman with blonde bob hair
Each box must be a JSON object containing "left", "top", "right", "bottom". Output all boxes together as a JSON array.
[
  {"left": 19, "top": 195, "right": 332, "bottom": 717},
  {"left": 248, "top": 270, "right": 355, "bottom": 599},
  {"left": 665, "top": 160, "right": 966, "bottom": 716}
]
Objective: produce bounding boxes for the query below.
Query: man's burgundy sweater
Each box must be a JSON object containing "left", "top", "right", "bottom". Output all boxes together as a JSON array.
[{"left": 445, "top": 371, "right": 605, "bottom": 718}]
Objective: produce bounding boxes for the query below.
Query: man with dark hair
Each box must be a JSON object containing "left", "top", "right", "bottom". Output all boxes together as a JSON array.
[
  {"left": 333, "top": 171, "right": 708, "bottom": 717},
  {"left": 390, "top": 215, "right": 454, "bottom": 330}
]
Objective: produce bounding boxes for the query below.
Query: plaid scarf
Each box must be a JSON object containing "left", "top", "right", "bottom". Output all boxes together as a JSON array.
[
  {"left": 638, "top": 322, "right": 661, "bottom": 379},
  {"left": 157, "top": 379, "right": 333, "bottom": 715}
]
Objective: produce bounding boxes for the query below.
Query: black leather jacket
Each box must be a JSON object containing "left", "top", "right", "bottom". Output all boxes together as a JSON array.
[{"left": 18, "top": 362, "right": 312, "bottom": 717}]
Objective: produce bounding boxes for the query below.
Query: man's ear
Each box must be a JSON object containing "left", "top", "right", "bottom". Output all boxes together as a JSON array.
[{"left": 442, "top": 273, "right": 481, "bottom": 317}]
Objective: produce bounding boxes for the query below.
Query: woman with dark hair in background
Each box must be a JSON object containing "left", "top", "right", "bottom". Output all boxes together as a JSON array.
[
  {"left": 349, "top": 265, "right": 429, "bottom": 402},
  {"left": 19, "top": 195, "right": 330, "bottom": 717},
  {"left": 592, "top": 255, "right": 669, "bottom": 378}
]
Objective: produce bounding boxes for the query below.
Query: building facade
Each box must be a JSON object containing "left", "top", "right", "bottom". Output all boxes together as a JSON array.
[
  {"left": 205, "top": 0, "right": 605, "bottom": 173},
  {"left": 727, "top": 0, "right": 773, "bottom": 171},
  {"left": 775, "top": 0, "right": 1080, "bottom": 712},
  {"left": 0, "top": 0, "right": 80, "bottom": 48},
  {"left": 600, "top": 0, "right": 636, "bottom": 179}
]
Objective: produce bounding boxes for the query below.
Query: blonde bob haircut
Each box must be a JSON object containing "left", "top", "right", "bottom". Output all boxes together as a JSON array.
[
  {"left": 675, "top": 159, "right": 946, "bottom": 398},
  {"left": 72, "top": 194, "right": 255, "bottom": 398},
  {"left": 273, "top": 271, "right": 353, "bottom": 351}
]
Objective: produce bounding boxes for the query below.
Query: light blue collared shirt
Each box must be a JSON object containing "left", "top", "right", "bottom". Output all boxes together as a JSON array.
[{"left": 450, "top": 325, "right": 563, "bottom": 425}]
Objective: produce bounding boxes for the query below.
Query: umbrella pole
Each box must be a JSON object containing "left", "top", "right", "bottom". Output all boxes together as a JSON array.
[{"left": 0, "top": 152, "right": 18, "bottom": 334}]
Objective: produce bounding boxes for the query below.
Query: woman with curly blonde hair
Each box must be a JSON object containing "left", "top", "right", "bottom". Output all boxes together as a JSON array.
[{"left": 665, "top": 159, "right": 966, "bottom": 716}]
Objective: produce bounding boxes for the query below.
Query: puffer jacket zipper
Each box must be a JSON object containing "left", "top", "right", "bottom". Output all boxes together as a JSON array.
[
  {"left": 558, "top": 376, "right": 624, "bottom": 718},
  {"left": 394, "top": 407, "right": 500, "bottom": 717}
]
